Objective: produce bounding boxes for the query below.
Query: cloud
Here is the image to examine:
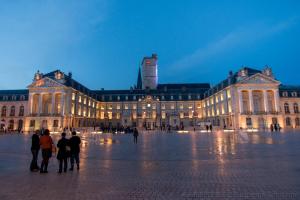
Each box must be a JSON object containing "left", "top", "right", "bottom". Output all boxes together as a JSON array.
[{"left": 168, "top": 17, "right": 299, "bottom": 72}]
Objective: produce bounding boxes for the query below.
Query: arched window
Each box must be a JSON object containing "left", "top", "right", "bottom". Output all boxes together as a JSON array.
[
  {"left": 19, "top": 105, "right": 24, "bottom": 116},
  {"left": 1, "top": 106, "right": 7, "bottom": 117},
  {"left": 10, "top": 106, "right": 15, "bottom": 116},
  {"left": 295, "top": 118, "right": 300, "bottom": 127},
  {"left": 286, "top": 117, "right": 291, "bottom": 126},
  {"left": 284, "top": 103, "right": 290, "bottom": 114},
  {"left": 20, "top": 95, "right": 25, "bottom": 101},
  {"left": 8, "top": 120, "right": 14, "bottom": 130},
  {"left": 294, "top": 103, "right": 299, "bottom": 113}
]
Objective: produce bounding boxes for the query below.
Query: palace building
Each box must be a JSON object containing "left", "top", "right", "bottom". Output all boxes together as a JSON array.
[{"left": 1, "top": 54, "right": 300, "bottom": 132}]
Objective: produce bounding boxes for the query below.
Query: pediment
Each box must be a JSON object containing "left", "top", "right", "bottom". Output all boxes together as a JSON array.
[
  {"left": 27, "top": 77, "right": 66, "bottom": 88},
  {"left": 238, "top": 73, "right": 280, "bottom": 85}
]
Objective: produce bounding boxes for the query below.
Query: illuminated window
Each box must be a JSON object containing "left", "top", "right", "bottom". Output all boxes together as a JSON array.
[
  {"left": 152, "top": 111, "right": 156, "bottom": 119},
  {"left": 179, "top": 104, "right": 183, "bottom": 109},
  {"left": 71, "top": 103, "right": 75, "bottom": 114},
  {"left": 152, "top": 104, "right": 156, "bottom": 109},
  {"left": 161, "top": 111, "right": 166, "bottom": 119},
  {"left": 72, "top": 93, "right": 75, "bottom": 100},
  {"left": 78, "top": 96, "right": 82, "bottom": 103},
  {"left": 227, "top": 89, "right": 231, "bottom": 98},
  {"left": 125, "top": 104, "right": 129, "bottom": 109},
  {"left": 133, "top": 104, "right": 137, "bottom": 109},
  {"left": 180, "top": 113, "right": 184, "bottom": 118},
  {"left": 161, "top": 104, "right": 165, "bottom": 109},
  {"left": 171, "top": 104, "right": 175, "bottom": 109},
  {"left": 78, "top": 105, "right": 81, "bottom": 115},
  {"left": 117, "top": 104, "right": 121, "bottom": 110}
]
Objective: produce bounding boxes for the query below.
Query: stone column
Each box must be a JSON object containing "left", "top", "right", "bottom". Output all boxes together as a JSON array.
[
  {"left": 60, "top": 93, "right": 65, "bottom": 115},
  {"left": 263, "top": 90, "right": 269, "bottom": 113},
  {"left": 274, "top": 89, "right": 280, "bottom": 112},
  {"left": 249, "top": 90, "right": 254, "bottom": 113},
  {"left": 29, "top": 93, "right": 33, "bottom": 114},
  {"left": 38, "top": 93, "right": 43, "bottom": 115},
  {"left": 238, "top": 90, "right": 243, "bottom": 114},
  {"left": 51, "top": 93, "right": 55, "bottom": 114}
]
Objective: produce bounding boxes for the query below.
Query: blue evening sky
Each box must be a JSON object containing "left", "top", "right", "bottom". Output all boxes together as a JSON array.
[{"left": 0, "top": 0, "right": 299, "bottom": 90}]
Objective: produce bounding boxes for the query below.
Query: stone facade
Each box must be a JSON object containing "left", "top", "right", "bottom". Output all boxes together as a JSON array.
[{"left": 0, "top": 55, "right": 300, "bottom": 132}]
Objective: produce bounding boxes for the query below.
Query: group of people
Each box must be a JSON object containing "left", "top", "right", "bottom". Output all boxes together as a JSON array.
[
  {"left": 30, "top": 129, "right": 81, "bottom": 173},
  {"left": 270, "top": 123, "right": 281, "bottom": 132}
]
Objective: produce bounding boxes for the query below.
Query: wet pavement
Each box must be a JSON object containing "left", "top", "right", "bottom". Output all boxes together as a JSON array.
[{"left": 0, "top": 131, "right": 300, "bottom": 199}]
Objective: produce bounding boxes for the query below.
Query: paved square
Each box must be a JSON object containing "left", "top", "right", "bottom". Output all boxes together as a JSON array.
[{"left": 0, "top": 131, "right": 300, "bottom": 199}]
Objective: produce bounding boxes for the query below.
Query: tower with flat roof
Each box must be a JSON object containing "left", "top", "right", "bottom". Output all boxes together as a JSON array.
[{"left": 141, "top": 54, "right": 158, "bottom": 89}]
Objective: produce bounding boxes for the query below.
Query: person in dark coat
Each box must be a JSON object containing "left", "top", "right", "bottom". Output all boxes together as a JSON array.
[
  {"left": 57, "top": 132, "right": 70, "bottom": 173},
  {"left": 133, "top": 128, "right": 139, "bottom": 144},
  {"left": 30, "top": 130, "right": 40, "bottom": 172},
  {"left": 69, "top": 131, "right": 81, "bottom": 171}
]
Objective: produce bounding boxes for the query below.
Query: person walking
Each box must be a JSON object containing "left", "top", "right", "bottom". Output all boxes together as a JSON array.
[
  {"left": 30, "top": 130, "right": 40, "bottom": 172},
  {"left": 209, "top": 124, "right": 213, "bottom": 132},
  {"left": 69, "top": 131, "right": 81, "bottom": 171},
  {"left": 56, "top": 132, "right": 70, "bottom": 173},
  {"left": 133, "top": 128, "right": 139, "bottom": 144},
  {"left": 39, "top": 129, "right": 53, "bottom": 173}
]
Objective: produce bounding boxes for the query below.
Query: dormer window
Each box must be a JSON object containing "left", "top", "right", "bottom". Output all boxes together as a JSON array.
[
  {"left": 12, "top": 95, "right": 16, "bottom": 101},
  {"left": 117, "top": 96, "right": 120, "bottom": 100},
  {"left": 20, "top": 95, "right": 25, "bottom": 101},
  {"left": 282, "top": 92, "right": 288, "bottom": 97},
  {"left": 178, "top": 95, "right": 182, "bottom": 100},
  {"left": 292, "top": 92, "right": 297, "bottom": 97},
  {"left": 188, "top": 95, "right": 191, "bottom": 100},
  {"left": 55, "top": 71, "right": 64, "bottom": 80}
]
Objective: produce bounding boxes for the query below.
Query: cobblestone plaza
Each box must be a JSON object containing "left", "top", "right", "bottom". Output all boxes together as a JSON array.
[{"left": 0, "top": 131, "right": 299, "bottom": 199}]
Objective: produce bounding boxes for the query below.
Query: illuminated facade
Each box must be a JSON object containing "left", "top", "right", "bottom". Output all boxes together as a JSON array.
[{"left": 1, "top": 54, "right": 300, "bottom": 132}]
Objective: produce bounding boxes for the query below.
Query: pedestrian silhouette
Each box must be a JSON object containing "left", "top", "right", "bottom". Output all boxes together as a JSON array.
[
  {"left": 30, "top": 130, "right": 40, "bottom": 172},
  {"left": 133, "top": 128, "right": 139, "bottom": 144},
  {"left": 57, "top": 132, "right": 70, "bottom": 173},
  {"left": 69, "top": 131, "right": 81, "bottom": 171}
]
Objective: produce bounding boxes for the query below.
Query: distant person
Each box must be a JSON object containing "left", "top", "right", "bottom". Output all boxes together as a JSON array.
[
  {"left": 209, "top": 124, "right": 213, "bottom": 132},
  {"left": 39, "top": 129, "right": 53, "bottom": 173},
  {"left": 69, "top": 131, "right": 81, "bottom": 171},
  {"left": 206, "top": 125, "right": 209, "bottom": 132},
  {"left": 277, "top": 123, "right": 281, "bottom": 132},
  {"left": 133, "top": 128, "right": 139, "bottom": 144},
  {"left": 57, "top": 132, "right": 70, "bottom": 173},
  {"left": 30, "top": 130, "right": 40, "bottom": 172},
  {"left": 270, "top": 124, "right": 274, "bottom": 132}
]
